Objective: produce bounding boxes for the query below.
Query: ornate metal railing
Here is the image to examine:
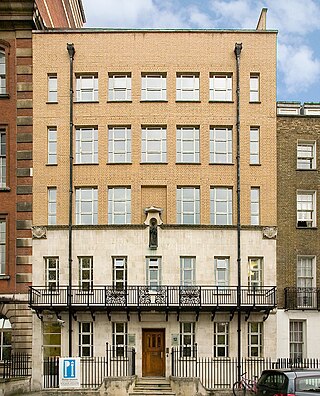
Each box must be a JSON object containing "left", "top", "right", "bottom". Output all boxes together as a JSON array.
[
  {"left": 285, "top": 287, "right": 320, "bottom": 310},
  {"left": 29, "top": 285, "right": 276, "bottom": 312}
]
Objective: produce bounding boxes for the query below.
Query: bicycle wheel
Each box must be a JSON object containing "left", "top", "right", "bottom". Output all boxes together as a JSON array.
[{"left": 233, "top": 381, "right": 246, "bottom": 396}]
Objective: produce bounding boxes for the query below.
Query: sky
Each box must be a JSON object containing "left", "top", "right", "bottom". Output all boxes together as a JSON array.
[{"left": 81, "top": 0, "right": 320, "bottom": 103}]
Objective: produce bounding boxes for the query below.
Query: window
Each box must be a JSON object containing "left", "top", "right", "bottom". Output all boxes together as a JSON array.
[
  {"left": 290, "top": 320, "right": 304, "bottom": 360},
  {"left": 48, "top": 74, "right": 57, "bottom": 102},
  {"left": 79, "top": 257, "right": 93, "bottom": 291},
  {"left": 177, "top": 187, "right": 200, "bottom": 224},
  {"left": 113, "top": 257, "right": 127, "bottom": 290},
  {"left": 141, "top": 126, "right": 167, "bottom": 163},
  {"left": 248, "top": 322, "right": 263, "bottom": 357},
  {"left": 210, "top": 127, "right": 232, "bottom": 164},
  {"left": 75, "top": 187, "right": 98, "bottom": 225},
  {"left": 250, "top": 127, "right": 260, "bottom": 164},
  {"left": 146, "top": 257, "right": 161, "bottom": 290},
  {"left": 297, "top": 141, "right": 316, "bottom": 169},
  {"left": 176, "top": 126, "right": 200, "bottom": 163},
  {"left": 43, "top": 322, "right": 61, "bottom": 358},
  {"left": 45, "top": 257, "right": 59, "bottom": 290},
  {"left": 180, "top": 322, "right": 195, "bottom": 357},
  {"left": 0, "top": 220, "right": 6, "bottom": 275},
  {"left": 75, "top": 127, "right": 98, "bottom": 164},
  {"left": 0, "top": 318, "right": 11, "bottom": 360},
  {"left": 112, "top": 322, "right": 127, "bottom": 357},
  {"left": 180, "top": 257, "right": 195, "bottom": 286},
  {"left": 297, "top": 191, "right": 316, "bottom": 227},
  {"left": 141, "top": 74, "right": 166, "bottom": 101},
  {"left": 79, "top": 322, "right": 93, "bottom": 357},
  {"left": 250, "top": 187, "right": 260, "bottom": 225},
  {"left": 250, "top": 74, "right": 260, "bottom": 102},
  {"left": 297, "top": 256, "right": 315, "bottom": 308},
  {"left": 214, "top": 322, "right": 229, "bottom": 357},
  {"left": 214, "top": 257, "right": 229, "bottom": 287},
  {"left": 108, "top": 187, "right": 131, "bottom": 224},
  {"left": 108, "top": 73, "right": 131, "bottom": 101},
  {"left": 210, "top": 187, "right": 232, "bottom": 225},
  {"left": 76, "top": 74, "right": 98, "bottom": 102},
  {"left": 47, "top": 127, "right": 57, "bottom": 165},
  {"left": 210, "top": 74, "right": 232, "bottom": 101},
  {"left": 0, "top": 50, "right": 6, "bottom": 95},
  {"left": 176, "top": 74, "right": 199, "bottom": 101},
  {"left": 0, "top": 129, "right": 6, "bottom": 187},
  {"left": 248, "top": 257, "right": 263, "bottom": 288},
  {"left": 48, "top": 188, "right": 57, "bottom": 225},
  {"left": 108, "top": 126, "right": 131, "bottom": 163}
]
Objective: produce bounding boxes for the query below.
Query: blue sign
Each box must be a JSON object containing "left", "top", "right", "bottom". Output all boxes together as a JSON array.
[
  {"left": 59, "top": 357, "right": 80, "bottom": 388},
  {"left": 63, "top": 359, "right": 76, "bottom": 379}
]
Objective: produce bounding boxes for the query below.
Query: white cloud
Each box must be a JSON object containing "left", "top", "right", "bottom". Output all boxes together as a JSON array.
[{"left": 187, "top": 5, "right": 215, "bottom": 28}]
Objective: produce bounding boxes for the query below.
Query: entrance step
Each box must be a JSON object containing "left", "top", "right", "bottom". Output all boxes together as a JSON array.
[{"left": 130, "top": 377, "right": 176, "bottom": 396}]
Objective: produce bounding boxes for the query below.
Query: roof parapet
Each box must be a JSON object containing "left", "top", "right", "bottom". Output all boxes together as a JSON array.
[
  {"left": 277, "top": 101, "right": 320, "bottom": 116},
  {"left": 256, "top": 8, "right": 267, "bottom": 30}
]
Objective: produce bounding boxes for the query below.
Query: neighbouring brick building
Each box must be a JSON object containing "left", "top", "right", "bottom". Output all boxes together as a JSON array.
[
  {"left": 0, "top": 0, "right": 85, "bottom": 359},
  {"left": 30, "top": 9, "right": 278, "bottom": 391},
  {"left": 276, "top": 102, "right": 320, "bottom": 359}
]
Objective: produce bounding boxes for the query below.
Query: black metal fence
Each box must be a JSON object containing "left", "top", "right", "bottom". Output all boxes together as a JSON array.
[
  {"left": 171, "top": 347, "right": 320, "bottom": 390},
  {"left": 1, "top": 353, "right": 31, "bottom": 379},
  {"left": 43, "top": 346, "right": 135, "bottom": 389}
]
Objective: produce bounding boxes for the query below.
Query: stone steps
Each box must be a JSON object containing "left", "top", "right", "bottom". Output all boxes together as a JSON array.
[{"left": 129, "top": 377, "right": 176, "bottom": 396}]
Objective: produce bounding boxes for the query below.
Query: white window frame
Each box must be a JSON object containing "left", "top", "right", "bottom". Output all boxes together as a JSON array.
[
  {"left": 45, "top": 257, "right": 59, "bottom": 290},
  {"left": 48, "top": 187, "right": 57, "bottom": 225},
  {"left": 176, "top": 74, "right": 199, "bottom": 101},
  {"left": 141, "top": 74, "right": 166, "bottom": 101},
  {"left": 75, "top": 127, "right": 98, "bottom": 164},
  {"left": 248, "top": 322, "right": 263, "bottom": 357},
  {"left": 108, "top": 187, "right": 131, "bottom": 225},
  {"left": 47, "top": 127, "right": 57, "bottom": 165},
  {"left": 297, "top": 191, "right": 316, "bottom": 227},
  {"left": 180, "top": 322, "right": 195, "bottom": 357},
  {"left": 108, "top": 73, "right": 131, "bottom": 101},
  {"left": 113, "top": 257, "right": 127, "bottom": 290},
  {"left": 0, "top": 129, "right": 6, "bottom": 188},
  {"left": 141, "top": 126, "right": 167, "bottom": 163},
  {"left": 48, "top": 74, "right": 57, "bottom": 102},
  {"left": 210, "top": 127, "right": 232, "bottom": 164},
  {"left": 210, "top": 74, "right": 232, "bottom": 101},
  {"left": 108, "top": 126, "right": 131, "bottom": 163},
  {"left": 75, "top": 187, "right": 98, "bottom": 225},
  {"left": 0, "top": 318, "right": 12, "bottom": 361},
  {"left": 290, "top": 320, "right": 304, "bottom": 360},
  {"left": 79, "top": 256, "right": 93, "bottom": 291},
  {"left": 0, "top": 50, "right": 6, "bottom": 95},
  {"left": 250, "top": 127, "right": 260, "bottom": 165},
  {"left": 297, "top": 141, "right": 316, "bottom": 170},
  {"left": 79, "top": 322, "right": 93, "bottom": 357},
  {"left": 43, "top": 322, "right": 61, "bottom": 358},
  {"left": 297, "top": 256, "right": 315, "bottom": 308},
  {"left": 210, "top": 187, "right": 233, "bottom": 225},
  {"left": 214, "top": 257, "right": 229, "bottom": 288},
  {"left": 250, "top": 187, "right": 260, "bottom": 225},
  {"left": 112, "top": 322, "right": 127, "bottom": 357},
  {"left": 248, "top": 257, "right": 263, "bottom": 288},
  {"left": 180, "top": 257, "right": 196, "bottom": 286},
  {"left": 177, "top": 187, "right": 200, "bottom": 225},
  {"left": 146, "top": 257, "right": 161, "bottom": 290},
  {"left": 250, "top": 74, "right": 260, "bottom": 102},
  {"left": 176, "top": 126, "right": 200, "bottom": 163},
  {"left": 214, "top": 322, "right": 229, "bottom": 357},
  {"left": 76, "top": 74, "right": 98, "bottom": 102},
  {"left": 0, "top": 220, "right": 6, "bottom": 275}
]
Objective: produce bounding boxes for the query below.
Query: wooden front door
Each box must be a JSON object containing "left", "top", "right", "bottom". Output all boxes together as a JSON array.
[{"left": 142, "top": 329, "right": 165, "bottom": 377}]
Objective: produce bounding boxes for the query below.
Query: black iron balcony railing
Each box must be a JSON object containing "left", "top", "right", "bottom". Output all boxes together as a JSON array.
[
  {"left": 29, "top": 285, "right": 276, "bottom": 313},
  {"left": 285, "top": 287, "right": 320, "bottom": 310}
]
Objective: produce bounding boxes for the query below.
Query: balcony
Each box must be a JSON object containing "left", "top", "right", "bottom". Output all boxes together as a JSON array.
[
  {"left": 29, "top": 285, "right": 276, "bottom": 317},
  {"left": 285, "top": 287, "right": 320, "bottom": 310}
]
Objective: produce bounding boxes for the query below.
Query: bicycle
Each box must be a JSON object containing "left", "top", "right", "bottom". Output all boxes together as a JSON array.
[{"left": 233, "top": 372, "right": 257, "bottom": 396}]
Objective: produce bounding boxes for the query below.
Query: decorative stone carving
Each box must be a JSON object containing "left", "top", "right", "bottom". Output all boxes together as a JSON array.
[
  {"left": 144, "top": 206, "right": 163, "bottom": 225},
  {"left": 262, "top": 226, "right": 277, "bottom": 239},
  {"left": 149, "top": 218, "right": 158, "bottom": 249},
  {"left": 32, "top": 226, "right": 47, "bottom": 239}
]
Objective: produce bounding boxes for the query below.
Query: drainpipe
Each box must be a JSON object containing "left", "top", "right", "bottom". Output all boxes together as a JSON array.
[
  {"left": 67, "top": 43, "right": 75, "bottom": 357},
  {"left": 234, "top": 42, "right": 242, "bottom": 382}
]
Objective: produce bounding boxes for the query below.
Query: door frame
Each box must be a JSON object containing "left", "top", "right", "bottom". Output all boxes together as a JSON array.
[{"left": 142, "top": 328, "right": 166, "bottom": 377}]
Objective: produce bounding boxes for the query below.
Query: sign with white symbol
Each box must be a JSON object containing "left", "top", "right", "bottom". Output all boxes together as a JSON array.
[{"left": 59, "top": 357, "right": 81, "bottom": 388}]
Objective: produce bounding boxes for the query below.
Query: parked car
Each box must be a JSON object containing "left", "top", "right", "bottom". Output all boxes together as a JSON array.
[{"left": 256, "top": 369, "right": 320, "bottom": 396}]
